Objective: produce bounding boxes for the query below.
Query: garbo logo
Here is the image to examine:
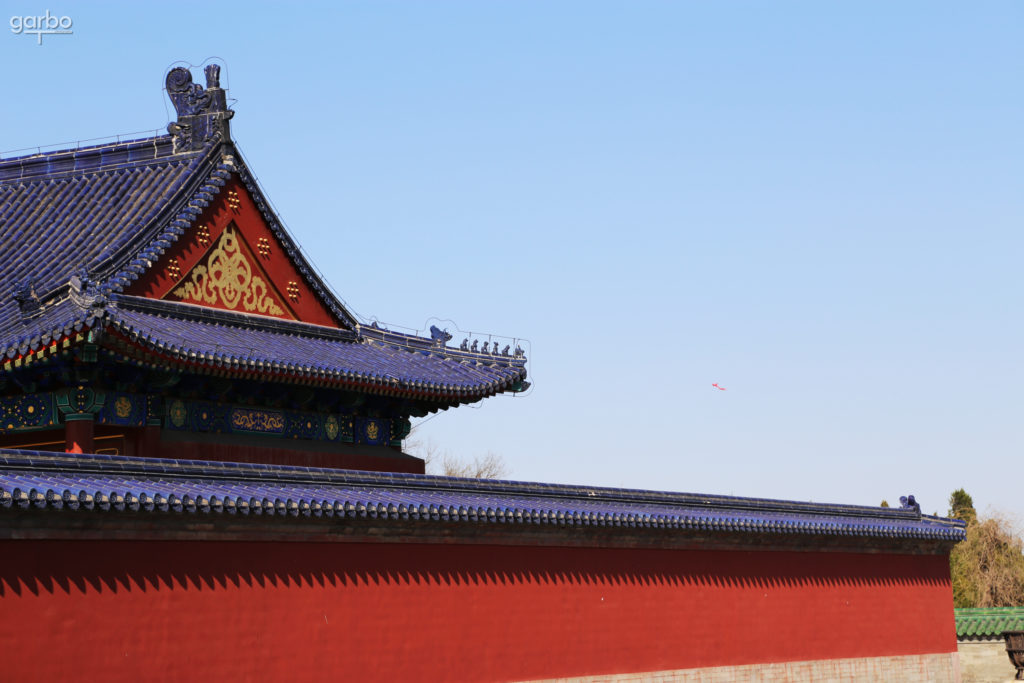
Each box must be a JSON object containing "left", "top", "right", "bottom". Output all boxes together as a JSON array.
[{"left": 10, "top": 10, "right": 73, "bottom": 45}]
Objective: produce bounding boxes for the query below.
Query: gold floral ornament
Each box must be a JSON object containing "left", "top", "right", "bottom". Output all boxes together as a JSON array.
[
  {"left": 172, "top": 227, "right": 284, "bottom": 316},
  {"left": 230, "top": 408, "right": 284, "bottom": 433},
  {"left": 366, "top": 420, "right": 379, "bottom": 441},
  {"left": 114, "top": 396, "right": 132, "bottom": 418}
]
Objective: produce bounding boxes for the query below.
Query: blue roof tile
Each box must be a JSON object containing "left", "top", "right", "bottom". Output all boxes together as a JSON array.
[
  {"left": 0, "top": 137, "right": 208, "bottom": 332},
  {"left": 0, "top": 133, "right": 528, "bottom": 395},
  {"left": 0, "top": 449, "right": 967, "bottom": 542}
]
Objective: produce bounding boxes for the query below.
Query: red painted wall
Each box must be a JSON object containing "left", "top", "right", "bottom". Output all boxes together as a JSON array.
[
  {"left": 0, "top": 541, "right": 955, "bottom": 681},
  {"left": 157, "top": 439, "right": 426, "bottom": 473}
]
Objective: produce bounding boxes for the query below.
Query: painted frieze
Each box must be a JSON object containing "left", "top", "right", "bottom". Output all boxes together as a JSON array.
[
  {"left": 165, "top": 398, "right": 359, "bottom": 444},
  {"left": 0, "top": 393, "right": 57, "bottom": 432}
]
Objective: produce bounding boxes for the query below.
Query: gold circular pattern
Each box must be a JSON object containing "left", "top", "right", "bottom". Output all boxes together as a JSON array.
[
  {"left": 325, "top": 415, "right": 339, "bottom": 440},
  {"left": 169, "top": 400, "right": 187, "bottom": 428}
]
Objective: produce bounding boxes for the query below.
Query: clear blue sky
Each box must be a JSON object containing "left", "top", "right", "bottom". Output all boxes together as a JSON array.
[{"left": 1, "top": 2, "right": 1021, "bottom": 519}]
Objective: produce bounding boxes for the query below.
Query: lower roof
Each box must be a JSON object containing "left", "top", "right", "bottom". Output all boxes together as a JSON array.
[
  {"left": 0, "top": 449, "right": 965, "bottom": 543},
  {"left": 1, "top": 295, "right": 527, "bottom": 402},
  {"left": 955, "top": 607, "right": 1024, "bottom": 640}
]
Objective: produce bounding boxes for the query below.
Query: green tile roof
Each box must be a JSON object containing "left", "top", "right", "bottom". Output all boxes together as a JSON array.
[{"left": 955, "top": 607, "right": 1024, "bottom": 640}]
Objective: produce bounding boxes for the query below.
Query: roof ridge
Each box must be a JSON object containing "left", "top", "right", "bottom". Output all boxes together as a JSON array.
[
  {"left": 229, "top": 142, "right": 359, "bottom": 329},
  {"left": 0, "top": 131, "right": 167, "bottom": 162},
  {"left": 110, "top": 294, "right": 358, "bottom": 341},
  {"left": 0, "top": 135, "right": 203, "bottom": 183},
  {"left": 88, "top": 140, "right": 225, "bottom": 290}
]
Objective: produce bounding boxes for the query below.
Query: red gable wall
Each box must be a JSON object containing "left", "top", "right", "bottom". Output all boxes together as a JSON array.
[{"left": 127, "top": 176, "right": 340, "bottom": 328}]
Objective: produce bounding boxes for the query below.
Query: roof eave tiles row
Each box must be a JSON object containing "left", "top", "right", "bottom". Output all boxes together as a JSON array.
[
  {"left": 106, "top": 326, "right": 521, "bottom": 401},
  {"left": 0, "top": 450, "right": 967, "bottom": 544}
]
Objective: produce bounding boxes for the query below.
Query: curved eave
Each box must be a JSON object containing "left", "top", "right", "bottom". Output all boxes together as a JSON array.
[
  {"left": 103, "top": 325, "right": 525, "bottom": 404},
  {"left": 0, "top": 307, "right": 98, "bottom": 369}
]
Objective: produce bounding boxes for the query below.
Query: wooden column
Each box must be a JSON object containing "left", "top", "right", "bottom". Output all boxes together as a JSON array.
[{"left": 64, "top": 414, "right": 94, "bottom": 454}]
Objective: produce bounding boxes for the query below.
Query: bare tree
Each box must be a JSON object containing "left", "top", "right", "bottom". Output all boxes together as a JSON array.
[
  {"left": 404, "top": 430, "right": 510, "bottom": 480},
  {"left": 437, "top": 451, "right": 509, "bottom": 479},
  {"left": 949, "top": 496, "right": 1024, "bottom": 608}
]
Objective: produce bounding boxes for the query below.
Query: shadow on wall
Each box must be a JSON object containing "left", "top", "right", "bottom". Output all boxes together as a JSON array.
[
  {"left": 0, "top": 541, "right": 955, "bottom": 681},
  {"left": 0, "top": 540, "right": 950, "bottom": 597}
]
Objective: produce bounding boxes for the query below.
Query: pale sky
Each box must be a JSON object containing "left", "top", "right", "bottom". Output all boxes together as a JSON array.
[{"left": 1, "top": 1, "right": 1021, "bottom": 520}]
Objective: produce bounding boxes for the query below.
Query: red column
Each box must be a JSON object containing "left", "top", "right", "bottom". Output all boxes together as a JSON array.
[
  {"left": 137, "top": 423, "right": 161, "bottom": 456},
  {"left": 64, "top": 414, "right": 94, "bottom": 454}
]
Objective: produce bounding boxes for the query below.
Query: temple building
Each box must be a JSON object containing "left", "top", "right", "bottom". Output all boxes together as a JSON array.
[
  {"left": 0, "top": 64, "right": 527, "bottom": 473},
  {"left": 0, "top": 65, "right": 966, "bottom": 682}
]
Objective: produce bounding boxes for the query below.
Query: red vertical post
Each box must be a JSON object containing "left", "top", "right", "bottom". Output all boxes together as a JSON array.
[
  {"left": 64, "top": 414, "right": 94, "bottom": 454},
  {"left": 137, "top": 423, "right": 161, "bottom": 456}
]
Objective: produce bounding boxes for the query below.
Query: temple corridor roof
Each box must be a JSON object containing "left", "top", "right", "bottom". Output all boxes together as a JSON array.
[
  {"left": 0, "top": 449, "right": 966, "bottom": 543},
  {"left": 955, "top": 608, "right": 1024, "bottom": 641}
]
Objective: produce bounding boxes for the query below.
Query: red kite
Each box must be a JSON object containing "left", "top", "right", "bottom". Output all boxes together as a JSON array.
[{"left": 712, "top": 383, "right": 726, "bottom": 391}]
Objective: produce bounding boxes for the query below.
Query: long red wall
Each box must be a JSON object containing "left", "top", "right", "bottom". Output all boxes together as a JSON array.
[
  {"left": 156, "top": 440, "right": 426, "bottom": 473},
  {"left": 0, "top": 540, "right": 956, "bottom": 681}
]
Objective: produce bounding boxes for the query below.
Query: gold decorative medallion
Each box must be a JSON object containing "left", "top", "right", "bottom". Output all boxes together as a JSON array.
[
  {"left": 172, "top": 227, "right": 285, "bottom": 316},
  {"left": 366, "top": 420, "right": 379, "bottom": 441},
  {"left": 114, "top": 396, "right": 132, "bottom": 418},
  {"left": 325, "top": 415, "right": 339, "bottom": 440},
  {"left": 169, "top": 400, "right": 187, "bottom": 427}
]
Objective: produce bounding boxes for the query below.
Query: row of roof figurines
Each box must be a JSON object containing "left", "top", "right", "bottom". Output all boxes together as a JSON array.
[{"left": 431, "top": 325, "right": 524, "bottom": 358}]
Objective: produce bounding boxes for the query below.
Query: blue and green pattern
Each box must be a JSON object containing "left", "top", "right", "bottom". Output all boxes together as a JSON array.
[
  {"left": 0, "top": 393, "right": 58, "bottom": 432},
  {"left": 164, "top": 398, "right": 357, "bottom": 444}
]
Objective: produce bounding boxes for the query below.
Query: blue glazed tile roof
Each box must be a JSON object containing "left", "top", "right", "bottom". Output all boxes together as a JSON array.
[
  {"left": 0, "top": 449, "right": 966, "bottom": 543},
  {"left": 105, "top": 297, "right": 526, "bottom": 398},
  {"left": 0, "top": 133, "right": 527, "bottom": 396},
  {"left": 0, "top": 137, "right": 206, "bottom": 332},
  {"left": 0, "top": 293, "right": 525, "bottom": 399}
]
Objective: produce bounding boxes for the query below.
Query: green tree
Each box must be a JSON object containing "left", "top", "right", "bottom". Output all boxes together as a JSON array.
[
  {"left": 948, "top": 488, "right": 976, "bottom": 522},
  {"left": 948, "top": 490, "right": 1024, "bottom": 608}
]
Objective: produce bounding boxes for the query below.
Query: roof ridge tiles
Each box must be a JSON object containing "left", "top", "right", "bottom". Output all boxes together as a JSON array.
[
  {"left": 109, "top": 295, "right": 359, "bottom": 341},
  {"left": 0, "top": 448, "right": 966, "bottom": 542},
  {"left": 0, "top": 448, "right": 964, "bottom": 524},
  {"left": 0, "top": 136, "right": 194, "bottom": 183}
]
